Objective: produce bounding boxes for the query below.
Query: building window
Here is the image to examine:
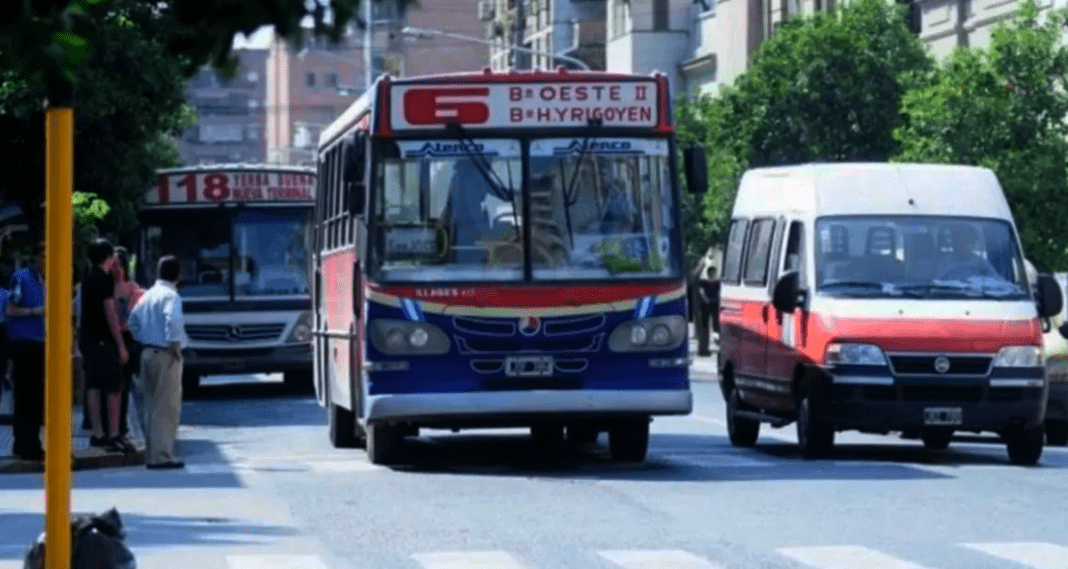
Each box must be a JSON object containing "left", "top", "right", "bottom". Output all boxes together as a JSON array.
[
  {"left": 612, "top": 0, "right": 628, "bottom": 39},
  {"left": 199, "top": 124, "right": 244, "bottom": 143},
  {"left": 328, "top": 73, "right": 339, "bottom": 88},
  {"left": 653, "top": 0, "right": 669, "bottom": 30},
  {"left": 306, "top": 72, "right": 316, "bottom": 88}
]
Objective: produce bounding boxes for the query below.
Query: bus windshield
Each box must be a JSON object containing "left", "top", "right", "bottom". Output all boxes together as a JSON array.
[
  {"left": 141, "top": 207, "right": 312, "bottom": 299},
  {"left": 371, "top": 137, "right": 680, "bottom": 282}
]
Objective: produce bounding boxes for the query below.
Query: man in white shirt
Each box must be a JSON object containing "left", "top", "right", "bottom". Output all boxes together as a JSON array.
[{"left": 128, "top": 255, "right": 188, "bottom": 469}]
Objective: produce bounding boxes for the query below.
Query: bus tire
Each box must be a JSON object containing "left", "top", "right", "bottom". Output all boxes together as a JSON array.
[
  {"left": 531, "top": 424, "right": 564, "bottom": 446},
  {"left": 921, "top": 428, "right": 953, "bottom": 450},
  {"left": 367, "top": 422, "right": 405, "bottom": 465},
  {"left": 327, "top": 386, "right": 361, "bottom": 449},
  {"left": 1046, "top": 419, "right": 1068, "bottom": 446},
  {"left": 566, "top": 424, "right": 599, "bottom": 445},
  {"left": 609, "top": 417, "right": 650, "bottom": 462},
  {"left": 284, "top": 370, "right": 314, "bottom": 393},
  {"left": 181, "top": 372, "right": 200, "bottom": 399}
]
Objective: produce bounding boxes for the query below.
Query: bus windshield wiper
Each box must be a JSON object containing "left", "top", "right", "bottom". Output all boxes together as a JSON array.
[
  {"left": 555, "top": 118, "right": 603, "bottom": 249},
  {"left": 444, "top": 122, "right": 514, "bottom": 203}
]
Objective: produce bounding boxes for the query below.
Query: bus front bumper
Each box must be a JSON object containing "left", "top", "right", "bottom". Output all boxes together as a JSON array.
[
  {"left": 182, "top": 343, "right": 312, "bottom": 376},
  {"left": 364, "top": 389, "right": 692, "bottom": 427}
]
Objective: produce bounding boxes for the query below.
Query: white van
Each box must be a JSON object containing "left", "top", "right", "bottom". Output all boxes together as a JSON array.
[{"left": 717, "top": 163, "right": 1063, "bottom": 465}]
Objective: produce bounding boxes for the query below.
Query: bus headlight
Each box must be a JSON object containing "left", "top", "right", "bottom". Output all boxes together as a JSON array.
[
  {"left": 370, "top": 320, "right": 450, "bottom": 355},
  {"left": 409, "top": 327, "right": 429, "bottom": 348},
  {"left": 610, "top": 315, "right": 686, "bottom": 352}
]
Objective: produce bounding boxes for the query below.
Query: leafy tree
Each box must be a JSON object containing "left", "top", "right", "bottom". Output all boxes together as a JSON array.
[
  {"left": 676, "top": 0, "right": 934, "bottom": 263},
  {"left": 894, "top": 0, "right": 1068, "bottom": 270},
  {"left": 72, "top": 191, "right": 110, "bottom": 275}
]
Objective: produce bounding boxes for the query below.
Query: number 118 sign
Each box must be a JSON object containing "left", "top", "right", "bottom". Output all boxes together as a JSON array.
[{"left": 147, "top": 170, "right": 316, "bottom": 204}]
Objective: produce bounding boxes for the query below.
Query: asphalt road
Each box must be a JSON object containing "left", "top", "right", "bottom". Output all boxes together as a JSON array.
[{"left": 4, "top": 369, "right": 1068, "bottom": 569}]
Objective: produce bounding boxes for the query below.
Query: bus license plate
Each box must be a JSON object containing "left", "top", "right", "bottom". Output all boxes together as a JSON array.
[
  {"left": 506, "top": 356, "right": 553, "bottom": 377},
  {"left": 924, "top": 407, "right": 962, "bottom": 426}
]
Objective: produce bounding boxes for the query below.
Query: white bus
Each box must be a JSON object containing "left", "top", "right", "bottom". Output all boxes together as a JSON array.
[{"left": 137, "top": 164, "right": 316, "bottom": 395}]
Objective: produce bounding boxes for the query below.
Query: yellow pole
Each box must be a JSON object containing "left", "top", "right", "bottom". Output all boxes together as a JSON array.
[{"left": 44, "top": 90, "right": 73, "bottom": 569}]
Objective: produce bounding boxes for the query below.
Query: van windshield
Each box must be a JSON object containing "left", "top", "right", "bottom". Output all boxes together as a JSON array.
[{"left": 815, "top": 216, "right": 1029, "bottom": 300}]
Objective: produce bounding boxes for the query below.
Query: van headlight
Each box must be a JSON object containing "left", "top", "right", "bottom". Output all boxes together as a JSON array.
[
  {"left": 287, "top": 311, "right": 313, "bottom": 343},
  {"left": 370, "top": 320, "right": 449, "bottom": 355},
  {"left": 610, "top": 315, "right": 686, "bottom": 352},
  {"left": 993, "top": 346, "right": 1042, "bottom": 367},
  {"left": 825, "top": 343, "right": 887, "bottom": 366}
]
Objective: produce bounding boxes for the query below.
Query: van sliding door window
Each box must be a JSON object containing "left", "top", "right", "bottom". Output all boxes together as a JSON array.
[
  {"left": 722, "top": 219, "right": 749, "bottom": 284},
  {"left": 743, "top": 218, "right": 776, "bottom": 286}
]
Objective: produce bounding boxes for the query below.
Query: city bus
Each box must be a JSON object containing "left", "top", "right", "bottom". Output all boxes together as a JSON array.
[
  {"left": 313, "top": 68, "right": 708, "bottom": 464},
  {"left": 138, "top": 164, "right": 316, "bottom": 395}
]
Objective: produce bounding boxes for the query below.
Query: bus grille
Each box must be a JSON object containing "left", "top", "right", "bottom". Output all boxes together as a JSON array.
[{"left": 185, "top": 323, "right": 286, "bottom": 343}]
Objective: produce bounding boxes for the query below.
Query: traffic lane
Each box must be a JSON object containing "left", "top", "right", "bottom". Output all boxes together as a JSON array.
[{"left": 237, "top": 382, "right": 1067, "bottom": 568}]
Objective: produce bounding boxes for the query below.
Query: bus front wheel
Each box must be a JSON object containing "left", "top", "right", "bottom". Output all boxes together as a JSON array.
[
  {"left": 181, "top": 372, "right": 200, "bottom": 399},
  {"left": 328, "top": 388, "right": 363, "bottom": 449},
  {"left": 609, "top": 417, "right": 650, "bottom": 462},
  {"left": 284, "top": 370, "right": 314, "bottom": 393},
  {"left": 367, "top": 423, "right": 405, "bottom": 465}
]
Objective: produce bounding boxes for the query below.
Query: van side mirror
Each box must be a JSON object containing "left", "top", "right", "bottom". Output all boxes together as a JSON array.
[
  {"left": 772, "top": 270, "right": 803, "bottom": 313},
  {"left": 343, "top": 132, "right": 367, "bottom": 216},
  {"left": 682, "top": 145, "right": 708, "bottom": 195},
  {"left": 1036, "top": 273, "right": 1063, "bottom": 319}
]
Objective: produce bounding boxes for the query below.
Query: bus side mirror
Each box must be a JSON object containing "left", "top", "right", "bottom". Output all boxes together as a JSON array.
[
  {"left": 682, "top": 145, "right": 708, "bottom": 195},
  {"left": 343, "top": 132, "right": 367, "bottom": 216},
  {"left": 1036, "top": 273, "right": 1063, "bottom": 319},
  {"left": 772, "top": 270, "right": 803, "bottom": 313}
]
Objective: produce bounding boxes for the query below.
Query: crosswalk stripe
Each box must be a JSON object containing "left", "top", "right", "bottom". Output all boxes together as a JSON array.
[
  {"left": 962, "top": 542, "right": 1068, "bottom": 569},
  {"left": 413, "top": 551, "right": 524, "bottom": 569},
  {"left": 598, "top": 549, "right": 724, "bottom": 569},
  {"left": 226, "top": 554, "right": 331, "bottom": 569},
  {"left": 777, "top": 545, "right": 931, "bottom": 569}
]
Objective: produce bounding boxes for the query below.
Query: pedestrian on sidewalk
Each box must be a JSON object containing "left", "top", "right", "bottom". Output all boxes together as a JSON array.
[
  {"left": 0, "top": 256, "right": 13, "bottom": 394},
  {"left": 6, "top": 244, "right": 46, "bottom": 461},
  {"left": 690, "top": 250, "right": 720, "bottom": 357},
  {"left": 80, "top": 238, "right": 133, "bottom": 453},
  {"left": 128, "top": 255, "right": 187, "bottom": 469}
]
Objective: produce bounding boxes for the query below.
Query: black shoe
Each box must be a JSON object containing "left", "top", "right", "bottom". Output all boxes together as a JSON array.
[
  {"left": 15, "top": 448, "right": 44, "bottom": 461},
  {"left": 89, "top": 436, "right": 109, "bottom": 448},
  {"left": 106, "top": 436, "right": 134, "bottom": 454},
  {"left": 146, "top": 461, "right": 184, "bottom": 470}
]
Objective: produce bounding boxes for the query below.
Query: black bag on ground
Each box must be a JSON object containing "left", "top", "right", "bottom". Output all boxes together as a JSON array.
[{"left": 23, "top": 507, "right": 136, "bottom": 569}]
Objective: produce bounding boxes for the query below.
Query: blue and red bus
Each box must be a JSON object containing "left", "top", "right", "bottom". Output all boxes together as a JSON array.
[{"left": 313, "top": 68, "right": 708, "bottom": 464}]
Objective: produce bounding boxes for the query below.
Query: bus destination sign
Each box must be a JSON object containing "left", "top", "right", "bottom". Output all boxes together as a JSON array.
[
  {"left": 148, "top": 171, "right": 316, "bottom": 204},
  {"left": 391, "top": 79, "right": 660, "bottom": 131}
]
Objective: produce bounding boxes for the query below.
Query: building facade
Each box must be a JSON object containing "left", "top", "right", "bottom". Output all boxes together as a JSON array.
[
  {"left": 178, "top": 28, "right": 273, "bottom": 166},
  {"left": 483, "top": 0, "right": 607, "bottom": 71},
  {"left": 406, "top": 0, "right": 488, "bottom": 76}
]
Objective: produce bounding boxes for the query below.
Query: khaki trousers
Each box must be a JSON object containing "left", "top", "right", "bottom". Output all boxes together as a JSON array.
[{"left": 140, "top": 347, "right": 182, "bottom": 464}]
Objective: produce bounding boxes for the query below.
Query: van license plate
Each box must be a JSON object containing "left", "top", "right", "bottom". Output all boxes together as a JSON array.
[
  {"left": 924, "top": 407, "right": 962, "bottom": 426},
  {"left": 505, "top": 356, "right": 553, "bottom": 377}
]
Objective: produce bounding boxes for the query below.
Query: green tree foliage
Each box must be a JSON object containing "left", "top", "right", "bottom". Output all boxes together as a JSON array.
[
  {"left": 72, "top": 191, "right": 110, "bottom": 274},
  {"left": 0, "top": 0, "right": 195, "bottom": 240},
  {"left": 675, "top": 0, "right": 934, "bottom": 266},
  {"left": 894, "top": 0, "right": 1068, "bottom": 270}
]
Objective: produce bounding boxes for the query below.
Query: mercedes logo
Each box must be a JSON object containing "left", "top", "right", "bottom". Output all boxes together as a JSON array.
[
  {"left": 934, "top": 356, "right": 951, "bottom": 374},
  {"left": 227, "top": 325, "right": 242, "bottom": 342}
]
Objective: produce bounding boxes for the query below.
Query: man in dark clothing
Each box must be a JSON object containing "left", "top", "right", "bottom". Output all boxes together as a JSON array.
[
  {"left": 690, "top": 255, "right": 719, "bottom": 357},
  {"left": 80, "top": 238, "right": 132, "bottom": 453},
  {"left": 7, "top": 244, "right": 46, "bottom": 460}
]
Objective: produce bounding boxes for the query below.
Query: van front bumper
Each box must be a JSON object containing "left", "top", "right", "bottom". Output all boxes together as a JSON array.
[{"left": 820, "top": 370, "right": 1047, "bottom": 432}]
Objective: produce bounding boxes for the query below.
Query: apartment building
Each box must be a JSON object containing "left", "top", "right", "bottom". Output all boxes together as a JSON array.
[
  {"left": 482, "top": 0, "right": 607, "bottom": 71},
  {"left": 178, "top": 28, "right": 273, "bottom": 165},
  {"left": 406, "top": 0, "right": 487, "bottom": 76}
]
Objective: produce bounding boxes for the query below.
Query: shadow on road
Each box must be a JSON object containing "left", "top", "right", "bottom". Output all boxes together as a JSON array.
[
  {"left": 381, "top": 432, "right": 958, "bottom": 482},
  {"left": 180, "top": 391, "right": 325, "bottom": 429},
  {"left": 0, "top": 512, "right": 298, "bottom": 560}
]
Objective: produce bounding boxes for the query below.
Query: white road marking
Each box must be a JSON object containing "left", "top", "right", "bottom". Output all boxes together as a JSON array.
[
  {"left": 962, "top": 542, "right": 1068, "bottom": 569},
  {"left": 227, "top": 554, "right": 330, "bottom": 569},
  {"left": 777, "top": 545, "right": 932, "bottom": 569},
  {"left": 599, "top": 549, "right": 725, "bottom": 569},
  {"left": 413, "top": 551, "right": 525, "bottom": 569},
  {"left": 184, "top": 463, "right": 241, "bottom": 475}
]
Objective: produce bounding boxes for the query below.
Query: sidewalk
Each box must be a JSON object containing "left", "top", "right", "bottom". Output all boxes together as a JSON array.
[
  {"left": 0, "top": 380, "right": 146, "bottom": 474},
  {"left": 688, "top": 323, "right": 720, "bottom": 381}
]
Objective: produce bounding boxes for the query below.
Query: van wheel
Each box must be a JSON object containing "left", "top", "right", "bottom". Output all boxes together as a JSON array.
[
  {"left": 531, "top": 424, "right": 564, "bottom": 446},
  {"left": 1046, "top": 420, "right": 1068, "bottom": 446},
  {"left": 1005, "top": 425, "right": 1044, "bottom": 466},
  {"left": 921, "top": 428, "right": 953, "bottom": 450},
  {"left": 327, "top": 386, "right": 362, "bottom": 449},
  {"left": 366, "top": 422, "right": 405, "bottom": 465},
  {"left": 796, "top": 396, "right": 834, "bottom": 459},
  {"left": 726, "top": 386, "right": 760, "bottom": 447},
  {"left": 609, "top": 417, "right": 650, "bottom": 462}
]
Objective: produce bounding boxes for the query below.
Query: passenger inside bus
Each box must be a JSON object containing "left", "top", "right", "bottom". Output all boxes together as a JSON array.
[{"left": 442, "top": 160, "right": 494, "bottom": 265}]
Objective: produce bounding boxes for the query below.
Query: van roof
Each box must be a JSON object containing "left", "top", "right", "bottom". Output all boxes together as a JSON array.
[{"left": 732, "top": 162, "right": 1012, "bottom": 220}]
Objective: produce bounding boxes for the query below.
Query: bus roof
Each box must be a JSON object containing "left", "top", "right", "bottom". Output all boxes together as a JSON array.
[{"left": 318, "top": 67, "right": 672, "bottom": 148}]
